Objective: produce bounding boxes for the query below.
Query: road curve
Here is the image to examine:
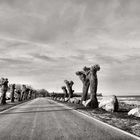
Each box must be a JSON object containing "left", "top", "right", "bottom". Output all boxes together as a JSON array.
[{"left": 0, "top": 97, "right": 139, "bottom": 140}]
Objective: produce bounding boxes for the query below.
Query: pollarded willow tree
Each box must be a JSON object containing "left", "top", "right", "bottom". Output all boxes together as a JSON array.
[
  {"left": 0, "top": 78, "right": 9, "bottom": 105},
  {"left": 10, "top": 84, "right": 15, "bottom": 102},
  {"left": 76, "top": 64, "right": 100, "bottom": 108},
  {"left": 21, "top": 85, "right": 27, "bottom": 101},
  {"left": 75, "top": 71, "right": 90, "bottom": 102},
  {"left": 16, "top": 90, "right": 21, "bottom": 101},
  {"left": 25, "top": 88, "right": 30, "bottom": 100},
  {"left": 28, "top": 89, "right": 33, "bottom": 99},
  {"left": 15, "top": 84, "right": 22, "bottom": 101},
  {"left": 61, "top": 86, "right": 68, "bottom": 99},
  {"left": 64, "top": 80, "right": 74, "bottom": 99},
  {"left": 89, "top": 64, "right": 100, "bottom": 108}
]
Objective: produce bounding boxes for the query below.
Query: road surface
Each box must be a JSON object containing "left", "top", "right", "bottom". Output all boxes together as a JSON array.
[{"left": 0, "top": 97, "right": 139, "bottom": 140}]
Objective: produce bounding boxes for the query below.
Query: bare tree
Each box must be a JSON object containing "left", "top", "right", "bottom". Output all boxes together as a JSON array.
[
  {"left": 10, "top": 84, "right": 15, "bottom": 102},
  {"left": 0, "top": 78, "right": 9, "bottom": 105},
  {"left": 76, "top": 71, "right": 90, "bottom": 102},
  {"left": 61, "top": 86, "right": 68, "bottom": 99},
  {"left": 64, "top": 80, "right": 74, "bottom": 100},
  {"left": 89, "top": 64, "right": 100, "bottom": 108},
  {"left": 15, "top": 84, "right": 22, "bottom": 101},
  {"left": 21, "top": 85, "right": 26, "bottom": 101}
]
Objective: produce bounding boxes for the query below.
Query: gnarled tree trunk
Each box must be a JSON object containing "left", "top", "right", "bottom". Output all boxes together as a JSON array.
[
  {"left": 64, "top": 80, "right": 74, "bottom": 100},
  {"left": 61, "top": 86, "right": 68, "bottom": 101},
  {"left": 0, "top": 78, "right": 9, "bottom": 105},
  {"left": 1, "top": 90, "right": 7, "bottom": 104},
  {"left": 76, "top": 71, "right": 90, "bottom": 102},
  {"left": 21, "top": 85, "right": 26, "bottom": 101},
  {"left": 10, "top": 84, "right": 15, "bottom": 102},
  {"left": 17, "top": 90, "right": 21, "bottom": 101},
  {"left": 24, "top": 88, "right": 30, "bottom": 100},
  {"left": 89, "top": 65, "right": 100, "bottom": 108},
  {"left": 28, "top": 89, "right": 33, "bottom": 99}
]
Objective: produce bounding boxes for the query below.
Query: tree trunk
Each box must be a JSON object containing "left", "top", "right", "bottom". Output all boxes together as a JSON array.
[
  {"left": 62, "top": 86, "right": 68, "bottom": 98},
  {"left": 11, "top": 92, "right": 15, "bottom": 102},
  {"left": 11, "top": 84, "right": 15, "bottom": 102},
  {"left": 81, "top": 81, "right": 90, "bottom": 101},
  {"left": 89, "top": 65, "right": 100, "bottom": 108},
  {"left": 1, "top": 90, "right": 6, "bottom": 105},
  {"left": 62, "top": 86, "right": 68, "bottom": 101},
  {"left": 64, "top": 80, "right": 74, "bottom": 100},
  {"left": 75, "top": 71, "right": 90, "bottom": 102},
  {"left": 0, "top": 78, "right": 8, "bottom": 105},
  {"left": 21, "top": 92, "right": 23, "bottom": 101},
  {"left": 17, "top": 91, "right": 21, "bottom": 101}
]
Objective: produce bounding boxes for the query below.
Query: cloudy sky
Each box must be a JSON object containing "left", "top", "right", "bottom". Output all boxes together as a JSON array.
[{"left": 0, "top": 0, "right": 140, "bottom": 95}]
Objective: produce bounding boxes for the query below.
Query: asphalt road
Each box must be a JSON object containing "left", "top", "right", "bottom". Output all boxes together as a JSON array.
[{"left": 0, "top": 97, "right": 139, "bottom": 140}]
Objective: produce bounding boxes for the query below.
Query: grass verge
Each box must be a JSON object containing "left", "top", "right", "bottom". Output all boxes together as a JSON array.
[{"left": 55, "top": 100, "right": 140, "bottom": 137}]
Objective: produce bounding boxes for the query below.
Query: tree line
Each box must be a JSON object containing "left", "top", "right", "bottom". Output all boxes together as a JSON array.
[
  {"left": 51, "top": 64, "right": 101, "bottom": 108},
  {"left": 0, "top": 77, "right": 50, "bottom": 105}
]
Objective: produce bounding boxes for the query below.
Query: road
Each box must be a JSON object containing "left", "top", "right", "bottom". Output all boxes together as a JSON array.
[{"left": 0, "top": 98, "right": 139, "bottom": 140}]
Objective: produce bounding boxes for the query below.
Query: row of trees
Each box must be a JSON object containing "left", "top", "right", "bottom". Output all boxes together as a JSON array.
[
  {"left": 0, "top": 77, "right": 50, "bottom": 105},
  {"left": 75, "top": 64, "right": 100, "bottom": 108},
  {"left": 51, "top": 64, "right": 100, "bottom": 109},
  {"left": 37, "top": 89, "right": 50, "bottom": 97},
  {"left": 51, "top": 80, "right": 75, "bottom": 102}
]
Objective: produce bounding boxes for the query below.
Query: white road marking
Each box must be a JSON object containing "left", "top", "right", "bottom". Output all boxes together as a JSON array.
[{"left": 49, "top": 99, "right": 140, "bottom": 140}]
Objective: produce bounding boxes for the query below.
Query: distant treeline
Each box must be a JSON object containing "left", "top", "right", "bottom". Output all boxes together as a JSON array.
[
  {"left": 0, "top": 77, "right": 50, "bottom": 105},
  {"left": 50, "top": 92, "right": 81, "bottom": 98},
  {"left": 49, "top": 92, "right": 102, "bottom": 99}
]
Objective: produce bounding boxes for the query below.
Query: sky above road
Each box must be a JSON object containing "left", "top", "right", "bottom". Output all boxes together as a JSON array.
[{"left": 0, "top": 0, "right": 140, "bottom": 95}]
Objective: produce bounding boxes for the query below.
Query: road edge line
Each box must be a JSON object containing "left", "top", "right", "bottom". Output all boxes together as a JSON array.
[{"left": 49, "top": 99, "right": 140, "bottom": 140}]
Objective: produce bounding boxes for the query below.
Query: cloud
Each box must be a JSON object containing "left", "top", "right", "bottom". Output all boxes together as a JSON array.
[
  {"left": 0, "top": 0, "right": 139, "bottom": 94},
  {"left": 0, "top": 0, "right": 85, "bottom": 44},
  {"left": 0, "top": 0, "right": 140, "bottom": 44},
  {"left": 31, "top": 54, "right": 56, "bottom": 62},
  {"left": 0, "top": 58, "right": 31, "bottom": 65}
]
